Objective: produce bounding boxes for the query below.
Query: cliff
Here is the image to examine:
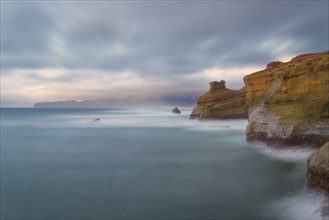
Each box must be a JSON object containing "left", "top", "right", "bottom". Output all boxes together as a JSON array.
[
  {"left": 190, "top": 80, "right": 248, "bottom": 119},
  {"left": 244, "top": 51, "right": 329, "bottom": 147},
  {"left": 307, "top": 142, "right": 329, "bottom": 193}
]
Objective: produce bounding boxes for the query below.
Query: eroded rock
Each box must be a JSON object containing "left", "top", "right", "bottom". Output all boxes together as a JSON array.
[
  {"left": 244, "top": 51, "right": 329, "bottom": 147},
  {"left": 189, "top": 80, "right": 248, "bottom": 119}
]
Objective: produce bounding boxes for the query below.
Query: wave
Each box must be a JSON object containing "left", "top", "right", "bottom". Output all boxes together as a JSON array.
[
  {"left": 250, "top": 143, "right": 326, "bottom": 219},
  {"left": 266, "top": 189, "right": 327, "bottom": 220},
  {"left": 250, "top": 143, "right": 315, "bottom": 163}
]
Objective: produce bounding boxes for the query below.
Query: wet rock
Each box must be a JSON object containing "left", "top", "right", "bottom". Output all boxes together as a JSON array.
[
  {"left": 172, "top": 107, "right": 181, "bottom": 114},
  {"left": 321, "top": 206, "right": 329, "bottom": 217},
  {"left": 189, "top": 113, "right": 200, "bottom": 119},
  {"left": 307, "top": 142, "right": 329, "bottom": 193}
]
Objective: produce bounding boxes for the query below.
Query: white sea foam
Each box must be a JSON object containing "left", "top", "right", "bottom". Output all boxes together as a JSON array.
[
  {"left": 267, "top": 189, "right": 327, "bottom": 220},
  {"left": 250, "top": 143, "right": 316, "bottom": 163},
  {"left": 251, "top": 143, "right": 326, "bottom": 220},
  {"left": 45, "top": 107, "right": 248, "bottom": 131},
  {"left": 11, "top": 107, "right": 246, "bottom": 131}
]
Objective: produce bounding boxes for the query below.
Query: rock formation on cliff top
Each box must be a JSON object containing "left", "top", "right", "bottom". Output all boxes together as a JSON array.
[
  {"left": 190, "top": 80, "right": 248, "bottom": 119},
  {"left": 244, "top": 51, "right": 329, "bottom": 147}
]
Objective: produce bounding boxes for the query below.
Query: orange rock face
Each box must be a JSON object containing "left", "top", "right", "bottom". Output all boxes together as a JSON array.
[
  {"left": 190, "top": 80, "right": 248, "bottom": 119},
  {"left": 244, "top": 51, "right": 329, "bottom": 147}
]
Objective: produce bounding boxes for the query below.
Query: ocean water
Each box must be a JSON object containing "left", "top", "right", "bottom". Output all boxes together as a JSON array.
[{"left": 0, "top": 107, "right": 325, "bottom": 219}]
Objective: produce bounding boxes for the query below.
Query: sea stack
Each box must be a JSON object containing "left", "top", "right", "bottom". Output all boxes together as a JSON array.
[
  {"left": 244, "top": 51, "right": 329, "bottom": 147},
  {"left": 189, "top": 80, "right": 248, "bottom": 119},
  {"left": 172, "top": 107, "right": 181, "bottom": 114}
]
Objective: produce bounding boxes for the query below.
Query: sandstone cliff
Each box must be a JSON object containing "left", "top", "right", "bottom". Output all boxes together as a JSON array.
[
  {"left": 244, "top": 51, "right": 329, "bottom": 147},
  {"left": 190, "top": 80, "right": 248, "bottom": 119},
  {"left": 307, "top": 142, "right": 329, "bottom": 193}
]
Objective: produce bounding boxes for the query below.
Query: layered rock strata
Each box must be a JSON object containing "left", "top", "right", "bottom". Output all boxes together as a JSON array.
[
  {"left": 244, "top": 51, "right": 329, "bottom": 147},
  {"left": 190, "top": 80, "right": 248, "bottom": 119},
  {"left": 307, "top": 142, "right": 329, "bottom": 193}
]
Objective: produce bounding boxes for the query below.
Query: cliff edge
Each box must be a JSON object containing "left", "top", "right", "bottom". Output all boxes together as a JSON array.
[
  {"left": 244, "top": 51, "right": 329, "bottom": 147},
  {"left": 190, "top": 80, "right": 248, "bottom": 119}
]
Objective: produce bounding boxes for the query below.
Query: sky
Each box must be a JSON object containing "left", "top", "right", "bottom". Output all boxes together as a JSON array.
[{"left": 1, "top": 1, "right": 328, "bottom": 107}]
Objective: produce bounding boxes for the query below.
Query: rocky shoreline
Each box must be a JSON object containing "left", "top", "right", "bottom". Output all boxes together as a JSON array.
[{"left": 190, "top": 51, "right": 329, "bottom": 195}]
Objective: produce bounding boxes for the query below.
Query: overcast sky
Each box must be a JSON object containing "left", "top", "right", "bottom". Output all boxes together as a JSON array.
[{"left": 1, "top": 1, "right": 328, "bottom": 107}]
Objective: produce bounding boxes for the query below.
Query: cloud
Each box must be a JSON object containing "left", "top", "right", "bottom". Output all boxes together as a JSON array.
[
  {"left": 1, "top": 1, "right": 328, "bottom": 106},
  {"left": 1, "top": 68, "right": 176, "bottom": 105},
  {"left": 201, "top": 66, "right": 262, "bottom": 89}
]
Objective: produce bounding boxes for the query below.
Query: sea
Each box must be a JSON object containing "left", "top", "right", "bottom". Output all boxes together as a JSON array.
[{"left": 0, "top": 107, "right": 326, "bottom": 219}]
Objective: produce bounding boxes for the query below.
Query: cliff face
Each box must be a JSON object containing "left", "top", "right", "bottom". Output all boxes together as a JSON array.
[
  {"left": 190, "top": 80, "right": 248, "bottom": 119},
  {"left": 244, "top": 51, "right": 329, "bottom": 147}
]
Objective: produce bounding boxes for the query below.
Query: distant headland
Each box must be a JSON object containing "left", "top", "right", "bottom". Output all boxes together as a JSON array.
[{"left": 33, "top": 96, "right": 198, "bottom": 108}]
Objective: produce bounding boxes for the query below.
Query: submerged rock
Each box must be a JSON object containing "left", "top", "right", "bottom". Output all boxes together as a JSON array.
[
  {"left": 244, "top": 51, "right": 329, "bottom": 147},
  {"left": 307, "top": 142, "right": 329, "bottom": 193},
  {"left": 189, "top": 80, "right": 248, "bottom": 119},
  {"left": 172, "top": 107, "right": 181, "bottom": 114}
]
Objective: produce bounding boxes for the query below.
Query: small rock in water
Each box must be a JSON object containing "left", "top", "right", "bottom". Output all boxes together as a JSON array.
[
  {"left": 94, "top": 118, "right": 101, "bottom": 122},
  {"left": 172, "top": 107, "right": 181, "bottom": 114}
]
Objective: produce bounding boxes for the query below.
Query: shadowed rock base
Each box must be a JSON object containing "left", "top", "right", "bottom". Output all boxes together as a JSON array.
[
  {"left": 247, "top": 128, "right": 329, "bottom": 148},
  {"left": 307, "top": 142, "right": 329, "bottom": 194}
]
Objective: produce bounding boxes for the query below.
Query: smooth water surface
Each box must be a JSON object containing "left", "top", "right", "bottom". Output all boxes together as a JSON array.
[{"left": 0, "top": 107, "right": 324, "bottom": 219}]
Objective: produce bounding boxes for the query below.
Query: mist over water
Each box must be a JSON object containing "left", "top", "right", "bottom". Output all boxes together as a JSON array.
[{"left": 0, "top": 107, "right": 324, "bottom": 219}]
